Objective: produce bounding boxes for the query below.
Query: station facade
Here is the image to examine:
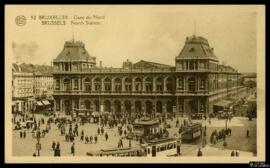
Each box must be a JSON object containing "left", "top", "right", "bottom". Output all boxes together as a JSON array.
[{"left": 52, "top": 35, "right": 248, "bottom": 116}]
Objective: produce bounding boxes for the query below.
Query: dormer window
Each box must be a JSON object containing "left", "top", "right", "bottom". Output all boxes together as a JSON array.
[{"left": 189, "top": 47, "right": 195, "bottom": 52}]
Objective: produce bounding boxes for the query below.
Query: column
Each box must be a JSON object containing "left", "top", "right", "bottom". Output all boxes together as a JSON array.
[
  {"left": 91, "top": 78, "right": 95, "bottom": 92},
  {"left": 141, "top": 100, "right": 145, "bottom": 113},
  {"left": 112, "top": 78, "right": 115, "bottom": 92},
  {"left": 153, "top": 78, "right": 156, "bottom": 93},
  {"left": 101, "top": 78, "right": 105, "bottom": 92},
  {"left": 122, "top": 78, "right": 125, "bottom": 92},
  {"left": 152, "top": 100, "right": 156, "bottom": 115},
  {"left": 121, "top": 101, "right": 125, "bottom": 115},
  {"left": 60, "top": 99, "right": 63, "bottom": 113},
  {"left": 79, "top": 97, "right": 81, "bottom": 109},
  {"left": 131, "top": 100, "right": 135, "bottom": 115},
  {"left": 132, "top": 78, "right": 136, "bottom": 92},
  {"left": 142, "top": 79, "right": 146, "bottom": 93},
  {"left": 162, "top": 101, "right": 166, "bottom": 117},
  {"left": 163, "top": 78, "right": 166, "bottom": 92}
]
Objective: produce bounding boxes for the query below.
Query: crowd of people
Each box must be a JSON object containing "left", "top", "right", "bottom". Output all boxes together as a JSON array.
[{"left": 12, "top": 107, "right": 254, "bottom": 157}]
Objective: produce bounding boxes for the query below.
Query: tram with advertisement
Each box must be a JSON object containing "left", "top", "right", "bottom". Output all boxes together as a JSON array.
[
  {"left": 180, "top": 122, "right": 202, "bottom": 142},
  {"left": 86, "top": 137, "right": 181, "bottom": 157}
]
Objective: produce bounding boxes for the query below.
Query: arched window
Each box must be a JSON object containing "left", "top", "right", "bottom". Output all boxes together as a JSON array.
[
  {"left": 114, "top": 100, "right": 121, "bottom": 113},
  {"left": 178, "top": 77, "right": 183, "bottom": 89},
  {"left": 74, "top": 79, "right": 79, "bottom": 90},
  {"left": 63, "top": 78, "right": 71, "bottom": 91},
  {"left": 188, "top": 77, "right": 196, "bottom": 92},
  {"left": 166, "top": 101, "right": 173, "bottom": 113},
  {"left": 200, "top": 78, "right": 206, "bottom": 89},
  {"left": 104, "top": 100, "right": 111, "bottom": 112},
  {"left": 135, "top": 101, "right": 142, "bottom": 113},
  {"left": 145, "top": 101, "right": 152, "bottom": 114},
  {"left": 156, "top": 101, "right": 162, "bottom": 113},
  {"left": 166, "top": 77, "right": 173, "bottom": 92},
  {"left": 124, "top": 78, "right": 132, "bottom": 92},
  {"left": 94, "top": 100, "right": 100, "bottom": 112},
  {"left": 124, "top": 100, "right": 131, "bottom": 113},
  {"left": 84, "top": 77, "right": 91, "bottom": 92},
  {"left": 85, "top": 100, "right": 91, "bottom": 109},
  {"left": 156, "top": 77, "right": 163, "bottom": 93},
  {"left": 145, "top": 77, "right": 152, "bottom": 93},
  {"left": 94, "top": 78, "right": 101, "bottom": 92},
  {"left": 114, "top": 78, "right": 122, "bottom": 93},
  {"left": 104, "top": 78, "right": 112, "bottom": 92},
  {"left": 135, "top": 78, "right": 142, "bottom": 92}
]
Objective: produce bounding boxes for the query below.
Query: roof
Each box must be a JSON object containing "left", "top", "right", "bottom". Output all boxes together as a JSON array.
[
  {"left": 177, "top": 35, "right": 219, "bottom": 61},
  {"left": 12, "top": 63, "right": 53, "bottom": 76},
  {"left": 147, "top": 137, "right": 177, "bottom": 145},
  {"left": 213, "top": 100, "right": 234, "bottom": 108},
  {"left": 133, "top": 60, "right": 173, "bottom": 69},
  {"left": 54, "top": 40, "right": 95, "bottom": 62},
  {"left": 133, "top": 118, "right": 160, "bottom": 126}
]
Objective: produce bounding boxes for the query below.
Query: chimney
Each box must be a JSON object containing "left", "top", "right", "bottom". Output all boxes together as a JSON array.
[{"left": 99, "top": 61, "right": 102, "bottom": 68}]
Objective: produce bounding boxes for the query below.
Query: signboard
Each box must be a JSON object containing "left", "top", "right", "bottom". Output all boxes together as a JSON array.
[{"left": 193, "top": 131, "right": 201, "bottom": 138}]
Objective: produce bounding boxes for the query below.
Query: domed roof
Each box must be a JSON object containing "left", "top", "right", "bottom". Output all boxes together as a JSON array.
[
  {"left": 177, "top": 35, "right": 219, "bottom": 61},
  {"left": 54, "top": 40, "right": 95, "bottom": 62}
]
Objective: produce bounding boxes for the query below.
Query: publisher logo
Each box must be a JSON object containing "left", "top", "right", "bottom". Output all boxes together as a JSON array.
[{"left": 15, "top": 15, "right": 26, "bottom": 26}]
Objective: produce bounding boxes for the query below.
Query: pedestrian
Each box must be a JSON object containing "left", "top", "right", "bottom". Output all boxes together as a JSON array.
[
  {"left": 85, "top": 136, "right": 89, "bottom": 144},
  {"left": 235, "top": 151, "right": 239, "bottom": 157},
  {"left": 197, "top": 148, "right": 202, "bottom": 157},
  {"left": 105, "top": 132, "right": 108, "bottom": 141},
  {"left": 124, "top": 130, "right": 127, "bottom": 137},
  {"left": 101, "top": 127, "right": 104, "bottom": 135},
  {"left": 94, "top": 135, "right": 98, "bottom": 144},
  {"left": 56, "top": 142, "right": 60, "bottom": 151},
  {"left": 71, "top": 143, "right": 75, "bottom": 156},
  {"left": 90, "top": 136, "right": 93, "bottom": 144},
  {"left": 33, "top": 152, "right": 36, "bottom": 157},
  {"left": 52, "top": 141, "right": 56, "bottom": 150},
  {"left": 97, "top": 128, "right": 100, "bottom": 135},
  {"left": 231, "top": 150, "right": 235, "bottom": 157},
  {"left": 20, "top": 131, "right": 22, "bottom": 138},
  {"left": 80, "top": 134, "right": 84, "bottom": 141},
  {"left": 81, "top": 130, "right": 84, "bottom": 137},
  {"left": 247, "top": 129, "right": 250, "bottom": 138}
]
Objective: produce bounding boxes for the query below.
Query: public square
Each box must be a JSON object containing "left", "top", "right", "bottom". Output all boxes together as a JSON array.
[{"left": 12, "top": 111, "right": 256, "bottom": 157}]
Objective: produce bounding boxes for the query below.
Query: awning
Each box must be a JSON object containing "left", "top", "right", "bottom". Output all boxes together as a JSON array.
[
  {"left": 42, "top": 100, "right": 50, "bottom": 105},
  {"left": 213, "top": 100, "right": 233, "bottom": 108},
  {"left": 36, "top": 101, "right": 44, "bottom": 106}
]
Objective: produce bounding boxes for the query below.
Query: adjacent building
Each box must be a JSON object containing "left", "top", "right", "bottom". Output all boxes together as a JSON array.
[
  {"left": 12, "top": 63, "right": 54, "bottom": 113},
  {"left": 52, "top": 35, "right": 248, "bottom": 117}
]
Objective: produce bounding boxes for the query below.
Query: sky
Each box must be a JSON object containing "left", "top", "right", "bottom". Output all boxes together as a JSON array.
[{"left": 6, "top": 5, "right": 261, "bottom": 72}]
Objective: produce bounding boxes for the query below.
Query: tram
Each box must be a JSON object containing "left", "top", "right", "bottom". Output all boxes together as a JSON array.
[
  {"left": 86, "top": 137, "right": 181, "bottom": 157},
  {"left": 180, "top": 123, "right": 202, "bottom": 142}
]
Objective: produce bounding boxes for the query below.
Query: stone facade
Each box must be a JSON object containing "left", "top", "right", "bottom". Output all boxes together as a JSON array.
[{"left": 53, "top": 35, "right": 248, "bottom": 116}]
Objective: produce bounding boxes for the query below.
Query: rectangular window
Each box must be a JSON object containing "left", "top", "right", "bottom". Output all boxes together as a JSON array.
[
  {"left": 200, "top": 79, "right": 205, "bottom": 89},
  {"left": 74, "top": 80, "right": 79, "bottom": 90},
  {"left": 178, "top": 78, "right": 183, "bottom": 89}
]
